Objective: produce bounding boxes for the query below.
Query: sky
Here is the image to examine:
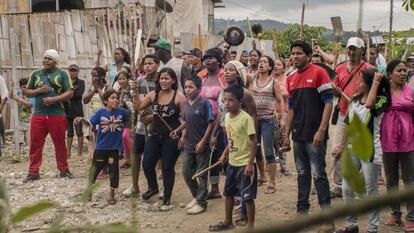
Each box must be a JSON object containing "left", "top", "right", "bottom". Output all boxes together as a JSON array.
[{"left": 215, "top": 0, "right": 414, "bottom": 32}]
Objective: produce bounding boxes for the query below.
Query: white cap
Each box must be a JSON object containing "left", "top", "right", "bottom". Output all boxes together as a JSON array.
[
  {"left": 346, "top": 37, "right": 364, "bottom": 49},
  {"left": 408, "top": 53, "right": 414, "bottom": 60},
  {"left": 44, "top": 49, "right": 61, "bottom": 64}
]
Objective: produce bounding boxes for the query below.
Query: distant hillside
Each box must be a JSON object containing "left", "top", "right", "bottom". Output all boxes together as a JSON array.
[
  {"left": 214, "top": 18, "right": 291, "bottom": 34},
  {"left": 214, "top": 18, "right": 388, "bottom": 43}
]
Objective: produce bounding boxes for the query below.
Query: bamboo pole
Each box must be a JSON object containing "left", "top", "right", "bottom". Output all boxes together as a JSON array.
[{"left": 254, "top": 187, "right": 414, "bottom": 233}]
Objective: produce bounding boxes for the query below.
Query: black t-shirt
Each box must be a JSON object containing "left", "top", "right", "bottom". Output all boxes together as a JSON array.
[{"left": 67, "top": 79, "right": 85, "bottom": 118}]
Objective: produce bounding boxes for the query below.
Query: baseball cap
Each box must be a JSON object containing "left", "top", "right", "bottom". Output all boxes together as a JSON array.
[
  {"left": 68, "top": 64, "right": 79, "bottom": 70},
  {"left": 407, "top": 53, "right": 414, "bottom": 60},
  {"left": 346, "top": 37, "right": 365, "bottom": 49},
  {"left": 151, "top": 38, "right": 172, "bottom": 52},
  {"left": 241, "top": 50, "right": 249, "bottom": 57},
  {"left": 189, "top": 48, "right": 203, "bottom": 58}
]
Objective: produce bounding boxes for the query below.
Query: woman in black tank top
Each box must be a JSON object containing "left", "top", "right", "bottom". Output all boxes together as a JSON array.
[{"left": 133, "top": 67, "right": 186, "bottom": 210}]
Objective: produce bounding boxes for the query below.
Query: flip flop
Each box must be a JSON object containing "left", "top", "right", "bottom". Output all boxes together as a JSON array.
[
  {"left": 257, "top": 179, "right": 268, "bottom": 187},
  {"left": 208, "top": 222, "right": 235, "bottom": 232},
  {"left": 404, "top": 220, "right": 414, "bottom": 232},
  {"left": 264, "top": 186, "right": 276, "bottom": 194},
  {"left": 107, "top": 198, "right": 116, "bottom": 205}
]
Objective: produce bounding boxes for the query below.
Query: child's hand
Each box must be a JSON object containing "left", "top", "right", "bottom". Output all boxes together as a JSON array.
[
  {"left": 245, "top": 163, "right": 254, "bottom": 177},
  {"left": 73, "top": 117, "right": 83, "bottom": 126},
  {"left": 218, "top": 156, "right": 226, "bottom": 165},
  {"left": 195, "top": 141, "right": 205, "bottom": 154},
  {"left": 210, "top": 135, "right": 217, "bottom": 149},
  {"left": 141, "top": 114, "right": 153, "bottom": 125}
]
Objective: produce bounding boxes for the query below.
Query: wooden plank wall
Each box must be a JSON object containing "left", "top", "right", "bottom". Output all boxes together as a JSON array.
[{"left": 0, "top": 5, "right": 154, "bottom": 129}]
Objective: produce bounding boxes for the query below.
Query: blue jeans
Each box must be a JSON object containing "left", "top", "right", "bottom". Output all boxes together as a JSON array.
[
  {"left": 182, "top": 149, "right": 211, "bottom": 208},
  {"left": 142, "top": 134, "right": 180, "bottom": 201},
  {"left": 256, "top": 118, "right": 276, "bottom": 164},
  {"left": 342, "top": 152, "right": 380, "bottom": 231},
  {"left": 293, "top": 141, "right": 330, "bottom": 213}
]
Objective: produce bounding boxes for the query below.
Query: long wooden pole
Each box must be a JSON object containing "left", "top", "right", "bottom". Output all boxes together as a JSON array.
[
  {"left": 388, "top": 0, "right": 393, "bottom": 60},
  {"left": 299, "top": 3, "right": 305, "bottom": 40},
  {"left": 9, "top": 28, "right": 20, "bottom": 159}
]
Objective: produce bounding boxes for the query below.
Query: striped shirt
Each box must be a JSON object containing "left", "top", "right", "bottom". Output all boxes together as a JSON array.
[
  {"left": 135, "top": 76, "right": 157, "bottom": 135},
  {"left": 251, "top": 76, "right": 276, "bottom": 120}
]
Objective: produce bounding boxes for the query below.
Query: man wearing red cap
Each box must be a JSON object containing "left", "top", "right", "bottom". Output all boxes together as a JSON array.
[{"left": 22, "top": 49, "right": 74, "bottom": 183}]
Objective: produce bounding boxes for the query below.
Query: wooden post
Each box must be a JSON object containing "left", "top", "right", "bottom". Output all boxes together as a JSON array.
[
  {"left": 300, "top": 2, "right": 305, "bottom": 40},
  {"left": 9, "top": 28, "right": 20, "bottom": 158},
  {"left": 198, "top": 24, "right": 202, "bottom": 50},
  {"left": 388, "top": 0, "right": 393, "bottom": 60}
]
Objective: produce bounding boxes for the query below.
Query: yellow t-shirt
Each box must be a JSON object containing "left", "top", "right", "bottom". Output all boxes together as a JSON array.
[{"left": 225, "top": 110, "right": 256, "bottom": 166}]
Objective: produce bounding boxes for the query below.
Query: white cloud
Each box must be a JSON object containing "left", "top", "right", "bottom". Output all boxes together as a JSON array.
[{"left": 215, "top": 0, "right": 414, "bottom": 31}]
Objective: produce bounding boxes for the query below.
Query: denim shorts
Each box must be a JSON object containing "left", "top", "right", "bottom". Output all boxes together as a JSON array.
[{"left": 224, "top": 164, "right": 257, "bottom": 200}]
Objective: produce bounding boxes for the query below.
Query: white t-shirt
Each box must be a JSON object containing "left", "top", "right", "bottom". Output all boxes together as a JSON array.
[
  {"left": 0, "top": 75, "right": 9, "bottom": 100},
  {"left": 345, "top": 96, "right": 388, "bottom": 165}
]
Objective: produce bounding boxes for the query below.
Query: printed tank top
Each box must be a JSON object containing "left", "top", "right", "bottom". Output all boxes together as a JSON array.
[{"left": 151, "top": 90, "right": 181, "bottom": 136}]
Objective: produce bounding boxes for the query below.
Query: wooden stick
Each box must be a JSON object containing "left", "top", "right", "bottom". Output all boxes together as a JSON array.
[
  {"left": 300, "top": 2, "right": 305, "bottom": 40},
  {"left": 154, "top": 112, "right": 173, "bottom": 132},
  {"left": 192, "top": 161, "right": 221, "bottom": 180}
]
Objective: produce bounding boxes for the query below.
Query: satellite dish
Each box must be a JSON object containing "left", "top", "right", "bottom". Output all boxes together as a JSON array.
[{"left": 155, "top": 0, "right": 176, "bottom": 13}]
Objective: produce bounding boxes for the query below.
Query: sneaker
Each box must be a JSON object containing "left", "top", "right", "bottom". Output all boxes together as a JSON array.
[
  {"left": 141, "top": 189, "right": 159, "bottom": 201},
  {"left": 22, "top": 174, "right": 40, "bottom": 183},
  {"left": 185, "top": 198, "right": 197, "bottom": 209},
  {"left": 122, "top": 184, "right": 138, "bottom": 197},
  {"left": 60, "top": 170, "right": 74, "bottom": 178},
  {"left": 335, "top": 226, "right": 359, "bottom": 233},
  {"left": 160, "top": 199, "right": 172, "bottom": 211},
  {"left": 187, "top": 204, "right": 206, "bottom": 215}
]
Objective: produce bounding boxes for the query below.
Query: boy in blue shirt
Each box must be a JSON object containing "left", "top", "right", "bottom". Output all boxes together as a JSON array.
[
  {"left": 75, "top": 90, "right": 129, "bottom": 205},
  {"left": 181, "top": 75, "right": 214, "bottom": 215}
]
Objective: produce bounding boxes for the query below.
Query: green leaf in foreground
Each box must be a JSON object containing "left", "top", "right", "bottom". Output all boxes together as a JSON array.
[
  {"left": 341, "top": 148, "right": 365, "bottom": 196},
  {"left": 81, "top": 183, "right": 100, "bottom": 204},
  {"left": 11, "top": 200, "right": 57, "bottom": 223},
  {"left": 347, "top": 115, "right": 373, "bottom": 161}
]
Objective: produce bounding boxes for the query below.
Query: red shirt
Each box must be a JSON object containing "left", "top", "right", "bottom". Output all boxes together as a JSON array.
[{"left": 335, "top": 61, "right": 369, "bottom": 115}]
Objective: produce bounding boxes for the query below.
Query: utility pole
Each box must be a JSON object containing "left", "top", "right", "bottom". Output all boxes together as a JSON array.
[{"left": 388, "top": 0, "right": 393, "bottom": 59}]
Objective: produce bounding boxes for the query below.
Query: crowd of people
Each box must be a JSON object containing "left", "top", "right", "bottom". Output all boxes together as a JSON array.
[{"left": 1, "top": 35, "right": 414, "bottom": 233}]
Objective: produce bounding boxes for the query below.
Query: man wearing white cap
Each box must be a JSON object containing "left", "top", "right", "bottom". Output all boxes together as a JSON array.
[
  {"left": 22, "top": 49, "right": 74, "bottom": 183},
  {"left": 330, "top": 37, "right": 371, "bottom": 198}
]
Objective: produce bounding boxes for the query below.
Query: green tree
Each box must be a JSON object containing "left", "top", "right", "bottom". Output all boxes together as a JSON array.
[
  {"left": 402, "top": 0, "right": 414, "bottom": 11},
  {"left": 262, "top": 24, "right": 336, "bottom": 58}
]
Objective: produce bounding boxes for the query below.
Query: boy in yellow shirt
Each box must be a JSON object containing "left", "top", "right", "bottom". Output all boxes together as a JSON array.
[{"left": 209, "top": 85, "right": 257, "bottom": 231}]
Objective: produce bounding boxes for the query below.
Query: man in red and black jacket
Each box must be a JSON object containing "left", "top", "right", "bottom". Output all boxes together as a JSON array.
[{"left": 284, "top": 40, "right": 334, "bottom": 223}]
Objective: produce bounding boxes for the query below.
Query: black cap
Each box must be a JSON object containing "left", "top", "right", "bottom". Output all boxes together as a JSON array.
[
  {"left": 189, "top": 48, "right": 203, "bottom": 58},
  {"left": 203, "top": 48, "right": 223, "bottom": 65}
]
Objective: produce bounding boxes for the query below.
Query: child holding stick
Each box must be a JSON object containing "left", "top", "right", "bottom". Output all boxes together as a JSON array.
[{"left": 209, "top": 85, "right": 257, "bottom": 231}]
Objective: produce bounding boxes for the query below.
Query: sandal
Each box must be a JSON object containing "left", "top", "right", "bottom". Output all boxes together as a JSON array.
[
  {"left": 141, "top": 189, "right": 159, "bottom": 201},
  {"left": 264, "top": 186, "right": 276, "bottom": 194},
  {"left": 404, "top": 220, "right": 414, "bottom": 232},
  {"left": 384, "top": 215, "right": 402, "bottom": 226},
  {"left": 107, "top": 198, "right": 117, "bottom": 205},
  {"left": 235, "top": 214, "right": 247, "bottom": 226},
  {"left": 208, "top": 222, "right": 235, "bottom": 232},
  {"left": 257, "top": 178, "right": 268, "bottom": 187}
]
